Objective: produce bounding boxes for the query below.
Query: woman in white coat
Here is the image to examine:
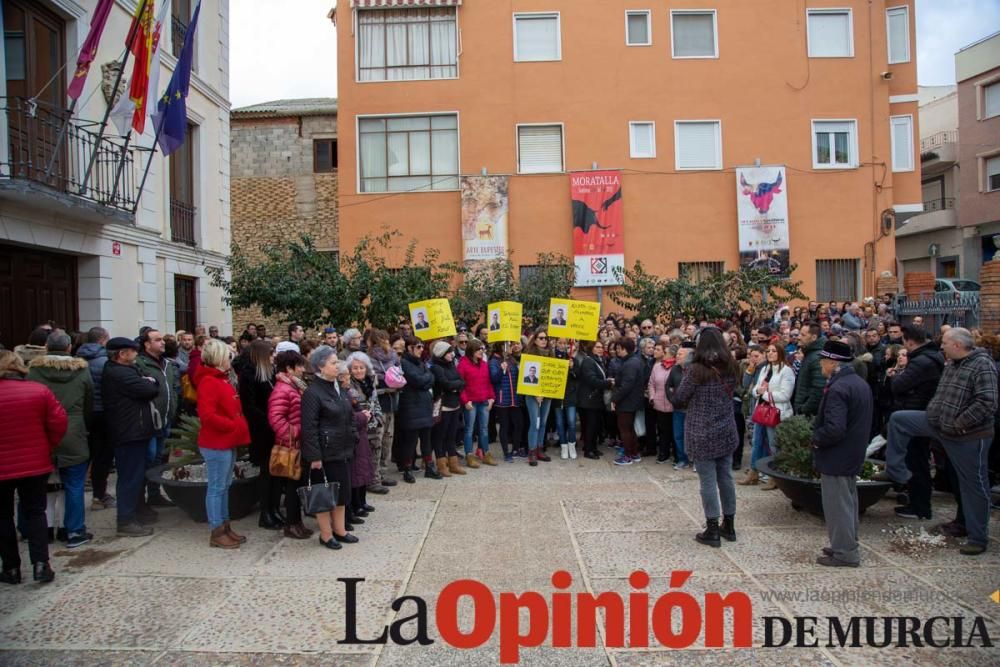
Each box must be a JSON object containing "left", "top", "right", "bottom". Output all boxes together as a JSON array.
[{"left": 751, "top": 343, "right": 795, "bottom": 489}]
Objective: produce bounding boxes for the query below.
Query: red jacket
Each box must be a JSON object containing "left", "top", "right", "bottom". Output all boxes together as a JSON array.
[
  {"left": 458, "top": 355, "right": 494, "bottom": 404},
  {"left": 0, "top": 377, "right": 67, "bottom": 481},
  {"left": 267, "top": 375, "right": 302, "bottom": 448},
  {"left": 196, "top": 367, "right": 251, "bottom": 450},
  {"left": 188, "top": 348, "right": 203, "bottom": 387}
]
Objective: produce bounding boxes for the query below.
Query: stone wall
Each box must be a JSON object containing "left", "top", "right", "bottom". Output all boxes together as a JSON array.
[{"left": 230, "top": 115, "right": 338, "bottom": 335}]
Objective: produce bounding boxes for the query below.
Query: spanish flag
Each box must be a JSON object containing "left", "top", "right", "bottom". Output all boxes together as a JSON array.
[{"left": 126, "top": 0, "right": 155, "bottom": 134}]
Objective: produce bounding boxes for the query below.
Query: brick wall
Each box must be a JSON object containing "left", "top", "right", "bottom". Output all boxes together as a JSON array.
[{"left": 230, "top": 114, "right": 338, "bottom": 335}]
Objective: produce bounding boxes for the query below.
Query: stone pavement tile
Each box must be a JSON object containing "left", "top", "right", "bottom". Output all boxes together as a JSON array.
[
  {"left": 0, "top": 575, "right": 232, "bottom": 649},
  {"left": 825, "top": 645, "right": 999, "bottom": 666},
  {"left": 378, "top": 642, "right": 609, "bottom": 666},
  {"left": 180, "top": 578, "right": 401, "bottom": 653},
  {"left": 612, "top": 648, "right": 834, "bottom": 666},
  {"left": 857, "top": 520, "right": 1000, "bottom": 570},
  {"left": 352, "top": 500, "right": 437, "bottom": 535},
  {"left": 379, "top": 477, "right": 447, "bottom": 501},
  {"left": 419, "top": 528, "right": 576, "bottom": 576},
  {"left": 720, "top": 527, "right": 892, "bottom": 574},
  {"left": 564, "top": 499, "right": 698, "bottom": 533},
  {"left": 0, "top": 649, "right": 159, "bottom": 666},
  {"left": 906, "top": 565, "right": 1000, "bottom": 621},
  {"left": 0, "top": 564, "right": 79, "bottom": 622},
  {"left": 155, "top": 652, "right": 373, "bottom": 666},
  {"left": 645, "top": 474, "right": 704, "bottom": 498},
  {"left": 253, "top": 532, "right": 422, "bottom": 580},
  {"left": 575, "top": 531, "right": 740, "bottom": 578},
  {"left": 674, "top": 493, "right": 823, "bottom": 529}
]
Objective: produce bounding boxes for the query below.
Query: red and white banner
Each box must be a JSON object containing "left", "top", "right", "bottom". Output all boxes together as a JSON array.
[{"left": 571, "top": 170, "right": 624, "bottom": 287}]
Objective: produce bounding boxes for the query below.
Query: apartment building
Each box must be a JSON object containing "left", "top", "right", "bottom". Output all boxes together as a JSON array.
[
  {"left": 334, "top": 0, "right": 920, "bottom": 304},
  {"left": 0, "top": 0, "right": 231, "bottom": 349}
]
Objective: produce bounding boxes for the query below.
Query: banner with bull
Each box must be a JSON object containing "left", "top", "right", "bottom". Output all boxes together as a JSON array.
[
  {"left": 461, "top": 175, "right": 509, "bottom": 263},
  {"left": 736, "top": 165, "right": 790, "bottom": 277},
  {"left": 571, "top": 170, "right": 624, "bottom": 287}
]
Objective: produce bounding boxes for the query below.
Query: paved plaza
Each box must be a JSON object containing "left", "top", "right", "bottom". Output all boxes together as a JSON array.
[{"left": 1, "top": 454, "right": 998, "bottom": 666}]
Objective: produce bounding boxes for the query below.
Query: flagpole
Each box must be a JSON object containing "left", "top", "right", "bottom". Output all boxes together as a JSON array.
[
  {"left": 132, "top": 119, "right": 163, "bottom": 215},
  {"left": 43, "top": 99, "right": 75, "bottom": 181},
  {"left": 79, "top": 0, "right": 149, "bottom": 196},
  {"left": 107, "top": 129, "right": 132, "bottom": 205}
]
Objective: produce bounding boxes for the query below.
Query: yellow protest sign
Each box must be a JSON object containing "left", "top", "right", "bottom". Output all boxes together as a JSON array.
[
  {"left": 547, "top": 298, "right": 600, "bottom": 341},
  {"left": 409, "top": 299, "right": 456, "bottom": 340},
  {"left": 487, "top": 301, "right": 522, "bottom": 343},
  {"left": 516, "top": 354, "right": 569, "bottom": 400}
]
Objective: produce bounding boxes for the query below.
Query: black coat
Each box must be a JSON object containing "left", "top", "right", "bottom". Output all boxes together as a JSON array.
[
  {"left": 890, "top": 343, "right": 944, "bottom": 411},
  {"left": 102, "top": 360, "right": 160, "bottom": 446},
  {"left": 300, "top": 378, "right": 358, "bottom": 463},
  {"left": 612, "top": 353, "right": 645, "bottom": 413},
  {"left": 664, "top": 363, "right": 687, "bottom": 410},
  {"left": 431, "top": 357, "right": 465, "bottom": 410},
  {"left": 238, "top": 366, "right": 275, "bottom": 465},
  {"left": 554, "top": 350, "right": 579, "bottom": 407},
  {"left": 397, "top": 353, "right": 434, "bottom": 430},
  {"left": 577, "top": 354, "right": 611, "bottom": 411},
  {"left": 811, "top": 365, "right": 874, "bottom": 476}
]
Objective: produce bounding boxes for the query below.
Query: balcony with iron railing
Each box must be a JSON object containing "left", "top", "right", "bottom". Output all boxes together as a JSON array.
[
  {"left": 920, "top": 130, "right": 958, "bottom": 174},
  {"left": 0, "top": 96, "right": 144, "bottom": 220}
]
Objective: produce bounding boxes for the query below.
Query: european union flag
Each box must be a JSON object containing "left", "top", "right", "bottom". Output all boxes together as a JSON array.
[{"left": 152, "top": 1, "right": 200, "bottom": 156}]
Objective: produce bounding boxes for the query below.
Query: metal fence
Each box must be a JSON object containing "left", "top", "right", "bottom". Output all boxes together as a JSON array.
[{"left": 893, "top": 294, "right": 980, "bottom": 330}]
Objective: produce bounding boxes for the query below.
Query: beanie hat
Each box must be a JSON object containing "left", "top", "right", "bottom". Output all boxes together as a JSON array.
[{"left": 432, "top": 341, "right": 452, "bottom": 358}]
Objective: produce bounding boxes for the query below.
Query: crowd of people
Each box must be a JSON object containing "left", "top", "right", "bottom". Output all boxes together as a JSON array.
[{"left": 1, "top": 296, "right": 998, "bottom": 583}]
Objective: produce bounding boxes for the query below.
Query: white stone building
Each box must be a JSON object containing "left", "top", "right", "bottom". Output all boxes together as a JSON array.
[{"left": 0, "top": 0, "right": 231, "bottom": 348}]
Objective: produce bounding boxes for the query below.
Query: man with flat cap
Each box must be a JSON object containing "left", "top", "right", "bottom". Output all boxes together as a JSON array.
[{"left": 811, "top": 339, "right": 873, "bottom": 567}]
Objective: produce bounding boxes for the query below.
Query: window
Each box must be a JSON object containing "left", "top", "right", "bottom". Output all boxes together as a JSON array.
[
  {"left": 671, "top": 10, "right": 717, "bottom": 58},
  {"left": 987, "top": 156, "right": 1000, "bottom": 193},
  {"left": 519, "top": 265, "right": 541, "bottom": 285},
  {"left": 679, "top": 261, "right": 724, "bottom": 283},
  {"left": 173, "top": 275, "right": 197, "bottom": 334},
  {"left": 625, "top": 10, "right": 651, "bottom": 46},
  {"left": 890, "top": 115, "right": 913, "bottom": 172},
  {"left": 171, "top": 0, "right": 191, "bottom": 59},
  {"left": 314, "top": 139, "right": 338, "bottom": 172},
  {"left": 169, "top": 123, "right": 196, "bottom": 245},
  {"left": 985, "top": 82, "right": 1000, "bottom": 119},
  {"left": 356, "top": 8, "right": 457, "bottom": 82},
  {"left": 517, "top": 124, "right": 564, "bottom": 174},
  {"left": 514, "top": 13, "right": 560, "bottom": 62},
  {"left": 358, "top": 114, "right": 459, "bottom": 193},
  {"left": 886, "top": 6, "right": 910, "bottom": 64},
  {"left": 812, "top": 120, "right": 857, "bottom": 169},
  {"left": 674, "top": 121, "right": 722, "bottom": 170},
  {"left": 807, "top": 9, "right": 853, "bottom": 58},
  {"left": 816, "top": 259, "right": 858, "bottom": 302},
  {"left": 629, "top": 122, "right": 656, "bottom": 159}
]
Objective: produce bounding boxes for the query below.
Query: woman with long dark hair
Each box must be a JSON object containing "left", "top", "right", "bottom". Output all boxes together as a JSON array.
[
  {"left": 576, "top": 340, "right": 613, "bottom": 460},
  {"left": 672, "top": 328, "right": 739, "bottom": 548},
  {"left": 521, "top": 327, "right": 553, "bottom": 466},
  {"left": 238, "top": 339, "right": 282, "bottom": 529},
  {"left": 397, "top": 337, "right": 437, "bottom": 483}
]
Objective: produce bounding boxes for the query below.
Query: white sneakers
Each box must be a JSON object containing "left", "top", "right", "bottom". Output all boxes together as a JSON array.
[
  {"left": 560, "top": 443, "right": 578, "bottom": 460},
  {"left": 568, "top": 443, "right": 577, "bottom": 459}
]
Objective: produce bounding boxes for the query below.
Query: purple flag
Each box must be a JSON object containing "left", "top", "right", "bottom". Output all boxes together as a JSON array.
[{"left": 67, "top": 0, "right": 116, "bottom": 100}]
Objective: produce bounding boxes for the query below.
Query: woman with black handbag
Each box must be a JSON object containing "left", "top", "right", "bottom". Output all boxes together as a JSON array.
[{"left": 301, "top": 347, "right": 359, "bottom": 550}]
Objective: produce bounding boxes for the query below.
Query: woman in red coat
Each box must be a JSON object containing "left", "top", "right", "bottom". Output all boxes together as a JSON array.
[
  {"left": 196, "top": 340, "right": 251, "bottom": 550},
  {"left": 0, "top": 351, "right": 67, "bottom": 584},
  {"left": 267, "top": 350, "right": 312, "bottom": 539}
]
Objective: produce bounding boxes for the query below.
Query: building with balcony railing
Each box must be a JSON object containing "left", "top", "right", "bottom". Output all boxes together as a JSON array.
[{"left": 0, "top": 0, "right": 232, "bottom": 349}]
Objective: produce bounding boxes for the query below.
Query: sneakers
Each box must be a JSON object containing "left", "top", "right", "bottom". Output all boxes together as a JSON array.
[
  {"left": 816, "top": 555, "right": 859, "bottom": 568},
  {"left": 560, "top": 444, "right": 569, "bottom": 459},
  {"left": 568, "top": 443, "right": 577, "bottom": 460},
  {"left": 894, "top": 506, "right": 931, "bottom": 520},
  {"left": 66, "top": 532, "right": 93, "bottom": 549},
  {"left": 959, "top": 541, "right": 987, "bottom": 556},
  {"left": 656, "top": 454, "right": 671, "bottom": 464},
  {"left": 504, "top": 454, "right": 514, "bottom": 463},
  {"left": 672, "top": 462, "right": 690, "bottom": 470},
  {"left": 91, "top": 495, "right": 116, "bottom": 510},
  {"left": 613, "top": 455, "right": 633, "bottom": 466},
  {"left": 630, "top": 455, "right": 642, "bottom": 463},
  {"left": 117, "top": 522, "right": 154, "bottom": 537},
  {"left": 513, "top": 449, "right": 528, "bottom": 459}
]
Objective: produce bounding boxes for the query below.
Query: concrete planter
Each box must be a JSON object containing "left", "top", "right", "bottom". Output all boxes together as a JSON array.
[
  {"left": 145, "top": 463, "right": 259, "bottom": 523},
  {"left": 757, "top": 456, "right": 893, "bottom": 518}
]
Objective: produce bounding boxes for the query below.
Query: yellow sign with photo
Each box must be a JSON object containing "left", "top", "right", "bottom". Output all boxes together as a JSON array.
[
  {"left": 516, "top": 353, "right": 569, "bottom": 400},
  {"left": 487, "top": 301, "right": 523, "bottom": 343},
  {"left": 547, "top": 298, "right": 600, "bottom": 341},
  {"left": 409, "top": 299, "right": 456, "bottom": 340}
]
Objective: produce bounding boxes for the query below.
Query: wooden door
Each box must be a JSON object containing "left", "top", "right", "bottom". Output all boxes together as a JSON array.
[{"left": 0, "top": 244, "right": 78, "bottom": 349}]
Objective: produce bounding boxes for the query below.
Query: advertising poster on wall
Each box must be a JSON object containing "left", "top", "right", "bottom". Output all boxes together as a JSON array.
[
  {"left": 571, "top": 170, "right": 624, "bottom": 287},
  {"left": 461, "top": 175, "right": 509, "bottom": 263},
  {"left": 736, "top": 165, "right": 790, "bottom": 277}
]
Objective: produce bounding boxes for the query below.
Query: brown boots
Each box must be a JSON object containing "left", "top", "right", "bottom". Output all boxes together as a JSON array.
[
  {"left": 465, "top": 452, "right": 481, "bottom": 469},
  {"left": 210, "top": 525, "right": 240, "bottom": 549},
  {"left": 436, "top": 457, "right": 452, "bottom": 478},
  {"left": 284, "top": 522, "right": 313, "bottom": 539},
  {"left": 223, "top": 521, "right": 246, "bottom": 543},
  {"left": 737, "top": 470, "right": 759, "bottom": 486},
  {"left": 448, "top": 455, "right": 466, "bottom": 475},
  {"left": 479, "top": 449, "right": 498, "bottom": 466}
]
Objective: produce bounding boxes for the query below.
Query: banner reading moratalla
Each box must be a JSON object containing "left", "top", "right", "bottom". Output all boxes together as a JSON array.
[
  {"left": 461, "top": 175, "right": 509, "bottom": 263},
  {"left": 736, "top": 165, "right": 790, "bottom": 277},
  {"left": 571, "top": 170, "right": 624, "bottom": 287}
]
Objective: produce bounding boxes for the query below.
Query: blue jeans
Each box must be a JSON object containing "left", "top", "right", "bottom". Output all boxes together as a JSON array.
[
  {"left": 146, "top": 428, "right": 170, "bottom": 498},
  {"left": 750, "top": 424, "right": 774, "bottom": 471},
  {"left": 672, "top": 410, "right": 689, "bottom": 464},
  {"left": 525, "top": 398, "right": 552, "bottom": 448},
  {"left": 59, "top": 460, "right": 89, "bottom": 536},
  {"left": 554, "top": 404, "right": 578, "bottom": 444},
  {"left": 463, "top": 402, "right": 490, "bottom": 455},
  {"left": 199, "top": 448, "right": 234, "bottom": 528}
]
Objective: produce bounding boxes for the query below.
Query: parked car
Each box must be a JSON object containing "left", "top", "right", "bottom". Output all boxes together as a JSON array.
[{"left": 935, "top": 278, "right": 980, "bottom": 299}]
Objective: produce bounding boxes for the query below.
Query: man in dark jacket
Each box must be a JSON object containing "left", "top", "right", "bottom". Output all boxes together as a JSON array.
[
  {"left": 812, "top": 340, "right": 873, "bottom": 567},
  {"left": 102, "top": 337, "right": 160, "bottom": 537},
  {"left": 887, "top": 326, "right": 944, "bottom": 520},
  {"left": 881, "top": 327, "right": 997, "bottom": 555},
  {"left": 611, "top": 338, "right": 645, "bottom": 465},
  {"left": 793, "top": 322, "right": 826, "bottom": 417},
  {"left": 76, "top": 327, "right": 115, "bottom": 511},
  {"left": 135, "top": 329, "right": 179, "bottom": 507}
]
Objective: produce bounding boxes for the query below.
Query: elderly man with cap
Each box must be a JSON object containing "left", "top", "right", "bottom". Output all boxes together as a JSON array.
[
  {"left": 811, "top": 339, "right": 873, "bottom": 567},
  {"left": 102, "top": 337, "right": 161, "bottom": 537}
]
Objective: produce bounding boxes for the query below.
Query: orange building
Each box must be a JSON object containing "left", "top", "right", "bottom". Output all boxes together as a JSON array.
[{"left": 334, "top": 0, "right": 920, "bottom": 305}]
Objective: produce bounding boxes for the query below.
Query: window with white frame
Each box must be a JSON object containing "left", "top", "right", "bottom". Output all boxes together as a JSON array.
[
  {"left": 629, "top": 122, "right": 656, "bottom": 158},
  {"left": 985, "top": 81, "right": 1000, "bottom": 119},
  {"left": 356, "top": 8, "right": 458, "bottom": 82},
  {"left": 807, "top": 9, "right": 853, "bottom": 58},
  {"left": 674, "top": 121, "right": 722, "bottom": 170},
  {"left": 671, "top": 10, "right": 717, "bottom": 58},
  {"left": 886, "top": 6, "right": 910, "bottom": 64},
  {"left": 890, "top": 115, "right": 914, "bottom": 172},
  {"left": 358, "top": 114, "right": 459, "bottom": 193},
  {"left": 812, "top": 120, "right": 857, "bottom": 168},
  {"left": 517, "top": 124, "right": 564, "bottom": 173},
  {"left": 987, "top": 155, "right": 1000, "bottom": 193},
  {"left": 514, "top": 13, "right": 561, "bottom": 62},
  {"left": 626, "top": 10, "right": 651, "bottom": 46}
]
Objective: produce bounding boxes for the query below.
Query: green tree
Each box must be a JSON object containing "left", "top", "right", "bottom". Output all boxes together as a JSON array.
[
  {"left": 517, "top": 253, "right": 576, "bottom": 329},
  {"left": 446, "top": 257, "right": 518, "bottom": 327}
]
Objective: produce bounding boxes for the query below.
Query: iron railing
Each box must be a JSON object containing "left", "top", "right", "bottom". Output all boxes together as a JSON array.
[
  {"left": 893, "top": 294, "right": 980, "bottom": 329},
  {"left": 1, "top": 96, "right": 139, "bottom": 212},
  {"left": 170, "top": 199, "right": 196, "bottom": 245},
  {"left": 172, "top": 16, "right": 189, "bottom": 58},
  {"left": 921, "top": 197, "right": 955, "bottom": 212},
  {"left": 919, "top": 130, "right": 958, "bottom": 153}
]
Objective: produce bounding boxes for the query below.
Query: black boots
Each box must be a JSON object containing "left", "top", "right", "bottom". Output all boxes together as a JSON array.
[
  {"left": 0, "top": 568, "right": 21, "bottom": 585},
  {"left": 720, "top": 514, "right": 736, "bottom": 542},
  {"left": 695, "top": 518, "right": 721, "bottom": 548},
  {"left": 258, "top": 510, "right": 285, "bottom": 530},
  {"left": 33, "top": 561, "right": 54, "bottom": 583}
]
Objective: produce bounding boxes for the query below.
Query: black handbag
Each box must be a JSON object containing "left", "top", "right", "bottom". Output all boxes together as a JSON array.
[{"left": 297, "top": 467, "right": 339, "bottom": 515}]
